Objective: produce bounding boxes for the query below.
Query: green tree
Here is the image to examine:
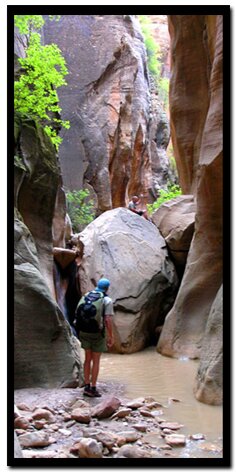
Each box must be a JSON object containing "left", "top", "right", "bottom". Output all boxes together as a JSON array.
[
  {"left": 14, "top": 15, "right": 61, "bottom": 35},
  {"left": 66, "top": 189, "right": 96, "bottom": 231},
  {"left": 147, "top": 184, "right": 182, "bottom": 215},
  {"left": 14, "top": 15, "right": 70, "bottom": 150},
  {"left": 138, "top": 15, "right": 169, "bottom": 110},
  {"left": 139, "top": 16, "right": 161, "bottom": 77}
]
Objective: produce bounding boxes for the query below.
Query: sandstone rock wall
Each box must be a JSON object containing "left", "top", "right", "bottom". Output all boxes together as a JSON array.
[
  {"left": 14, "top": 28, "right": 83, "bottom": 389},
  {"left": 14, "top": 215, "right": 81, "bottom": 389},
  {"left": 42, "top": 15, "right": 170, "bottom": 211},
  {"left": 193, "top": 285, "right": 222, "bottom": 405},
  {"left": 14, "top": 117, "right": 82, "bottom": 388},
  {"left": 168, "top": 15, "right": 211, "bottom": 195},
  {"left": 152, "top": 195, "right": 196, "bottom": 277},
  {"left": 15, "top": 115, "right": 60, "bottom": 297},
  {"left": 158, "top": 16, "right": 223, "bottom": 364}
]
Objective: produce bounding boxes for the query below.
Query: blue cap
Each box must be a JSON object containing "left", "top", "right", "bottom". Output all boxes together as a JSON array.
[{"left": 96, "top": 278, "right": 110, "bottom": 291}]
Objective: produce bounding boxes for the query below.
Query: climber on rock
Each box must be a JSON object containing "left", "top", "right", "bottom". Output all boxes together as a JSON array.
[{"left": 128, "top": 195, "right": 149, "bottom": 220}]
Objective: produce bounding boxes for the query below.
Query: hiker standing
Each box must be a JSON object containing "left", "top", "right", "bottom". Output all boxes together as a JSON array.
[{"left": 74, "top": 278, "right": 114, "bottom": 397}]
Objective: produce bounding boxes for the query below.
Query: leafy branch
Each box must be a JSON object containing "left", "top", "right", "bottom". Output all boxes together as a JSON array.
[
  {"left": 138, "top": 15, "right": 169, "bottom": 110},
  {"left": 147, "top": 184, "right": 182, "bottom": 214},
  {"left": 14, "top": 15, "right": 70, "bottom": 150},
  {"left": 65, "top": 189, "right": 96, "bottom": 231}
]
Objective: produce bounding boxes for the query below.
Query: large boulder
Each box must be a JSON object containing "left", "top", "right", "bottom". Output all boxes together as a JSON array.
[
  {"left": 14, "top": 214, "right": 82, "bottom": 388},
  {"left": 152, "top": 195, "right": 196, "bottom": 272},
  {"left": 193, "top": 286, "right": 222, "bottom": 405},
  {"left": 78, "top": 208, "right": 178, "bottom": 353}
]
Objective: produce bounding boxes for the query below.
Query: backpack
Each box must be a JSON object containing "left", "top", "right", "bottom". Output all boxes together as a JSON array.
[{"left": 74, "top": 290, "right": 105, "bottom": 334}]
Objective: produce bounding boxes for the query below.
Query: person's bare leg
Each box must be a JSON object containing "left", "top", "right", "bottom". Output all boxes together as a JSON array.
[
  {"left": 91, "top": 352, "right": 102, "bottom": 387},
  {"left": 84, "top": 349, "right": 92, "bottom": 385}
]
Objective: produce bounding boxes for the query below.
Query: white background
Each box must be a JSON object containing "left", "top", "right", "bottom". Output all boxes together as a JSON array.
[{"left": 1, "top": 0, "right": 233, "bottom": 470}]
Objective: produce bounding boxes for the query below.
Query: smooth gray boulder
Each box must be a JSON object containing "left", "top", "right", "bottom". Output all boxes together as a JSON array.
[{"left": 78, "top": 208, "right": 178, "bottom": 353}]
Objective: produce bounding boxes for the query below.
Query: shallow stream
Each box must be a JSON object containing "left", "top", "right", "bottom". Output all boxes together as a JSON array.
[{"left": 100, "top": 346, "right": 223, "bottom": 458}]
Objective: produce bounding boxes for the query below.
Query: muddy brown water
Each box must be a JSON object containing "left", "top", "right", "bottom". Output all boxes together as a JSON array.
[
  {"left": 100, "top": 346, "right": 223, "bottom": 458},
  {"left": 14, "top": 347, "right": 223, "bottom": 459}
]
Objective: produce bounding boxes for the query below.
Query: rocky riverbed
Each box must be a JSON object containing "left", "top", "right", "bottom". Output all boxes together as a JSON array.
[{"left": 14, "top": 382, "right": 222, "bottom": 459}]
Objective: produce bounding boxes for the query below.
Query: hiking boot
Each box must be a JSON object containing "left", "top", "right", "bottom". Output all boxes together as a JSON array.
[
  {"left": 90, "top": 386, "right": 101, "bottom": 397},
  {"left": 83, "top": 384, "right": 93, "bottom": 397}
]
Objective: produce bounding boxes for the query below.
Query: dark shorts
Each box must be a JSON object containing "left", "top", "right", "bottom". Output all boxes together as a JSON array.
[{"left": 79, "top": 331, "right": 107, "bottom": 353}]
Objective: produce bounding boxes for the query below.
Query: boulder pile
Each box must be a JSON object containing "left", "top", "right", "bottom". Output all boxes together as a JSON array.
[{"left": 14, "top": 386, "right": 222, "bottom": 459}]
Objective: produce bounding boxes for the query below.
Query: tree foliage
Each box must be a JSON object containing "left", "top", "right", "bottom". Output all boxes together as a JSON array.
[
  {"left": 14, "top": 15, "right": 61, "bottom": 35},
  {"left": 147, "top": 184, "right": 182, "bottom": 214},
  {"left": 66, "top": 189, "right": 96, "bottom": 231},
  {"left": 14, "top": 15, "right": 45, "bottom": 34},
  {"left": 138, "top": 16, "right": 161, "bottom": 77},
  {"left": 14, "top": 15, "right": 70, "bottom": 150},
  {"left": 138, "top": 15, "right": 169, "bottom": 110}
]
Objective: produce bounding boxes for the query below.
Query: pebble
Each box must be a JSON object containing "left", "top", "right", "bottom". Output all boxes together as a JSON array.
[
  {"left": 111, "top": 407, "right": 132, "bottom": 419},
  {"left": 139, "top": 408, "right": 155, "bottom": 418},
  {"left": 165, "top": 434, "right": 186, "bottom": 447},
  {"left": 32, "top": 408, "right": 55, "bottom": 424},
  {"left": 158, "top": 444, "right": 172, "bottom": 450},
  {"left": 18, "top": 431, "right": 53, "bottom": 448},
  {"left": 14, "top": 388, "right": 221, "bottom": 459},
  {"left": 126, "top": 399, "right": 145, "bottom": 409},
  {"left": 71, "top": 408, "right": 91, "bottom": 424},
  {"left": 73, "top": 438, "right": 103, "bottom": 458},
  {"left": 133, "top": 424, "right": 148, "bottom": 432},
  {"left": 58, "top": 428, "right": 72, "bottom": 436},
  {"left": 14, "top": 416, "right": 30, "bottom": 430},
  {"left": 117, "top": 431, "right": 141, "bottom": 443},
  {"left": 115, "top": 444, "right": 152, "bottom": 458},
  {"left": 160, "top": 422, "right": 184, "bottom": 430},
  {"left": 189, "top": 433, "right": 206, "bottom": 440},
  {"left": 198, "top": 442, "right": 222, "bottom": 453},
  {"left": 16, "top": 403, "right": 31, "bottom": 412}
]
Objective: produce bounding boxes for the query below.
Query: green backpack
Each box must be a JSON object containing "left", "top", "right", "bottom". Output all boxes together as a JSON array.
[{"left": 74, "top": 290, "right": 105, "bottom": 334}]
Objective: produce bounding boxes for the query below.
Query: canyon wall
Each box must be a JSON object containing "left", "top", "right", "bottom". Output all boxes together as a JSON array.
[
  {"left": 158, "top": 15, "right": 223, "bottom": 404},
  {"left": 43, "top": 15, "right": 171, "bottom": 210},
  {"left": 14, "top": 15, "right": 223, "bottom": 404},
  {"left": 14, "top": 114, "right": 83, "bottom": 389}
]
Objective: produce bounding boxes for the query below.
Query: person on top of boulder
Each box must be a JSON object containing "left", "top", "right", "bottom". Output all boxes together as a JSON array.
[{"left": 128, "top": 195, "right": 149, "bottom": 220}]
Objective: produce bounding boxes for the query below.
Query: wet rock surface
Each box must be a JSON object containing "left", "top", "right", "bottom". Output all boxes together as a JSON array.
[{"left": 14, "top": 383, "right": 222, "bottom": 459}]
